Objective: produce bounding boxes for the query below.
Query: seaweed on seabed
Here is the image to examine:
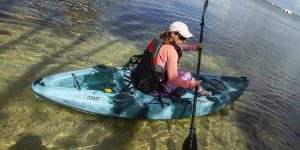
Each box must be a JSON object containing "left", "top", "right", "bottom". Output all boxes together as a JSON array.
[{"left": 0, "top": 30, "right": 11, "bottom": 36}]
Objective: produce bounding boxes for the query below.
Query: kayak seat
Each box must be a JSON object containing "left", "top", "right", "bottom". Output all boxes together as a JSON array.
[{"left": 170, "top": 87, "right": 187, "bottom": 98}]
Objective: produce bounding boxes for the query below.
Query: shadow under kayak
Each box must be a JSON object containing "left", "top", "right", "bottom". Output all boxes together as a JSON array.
[{"left": 31, "top": 65, "right": 249, "bottom": 120}]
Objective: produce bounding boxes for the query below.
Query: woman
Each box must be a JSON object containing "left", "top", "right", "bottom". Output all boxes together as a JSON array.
[
  {"left": 157, "top": 21, "right": 212, "bottom": 96},
  {"left": 131, "top": 21, "right": 211, "bottom": 96}
]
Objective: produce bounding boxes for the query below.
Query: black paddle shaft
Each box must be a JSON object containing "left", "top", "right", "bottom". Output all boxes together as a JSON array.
[{"left": 182, "top": 0, "right": 209, "bottom": 150}]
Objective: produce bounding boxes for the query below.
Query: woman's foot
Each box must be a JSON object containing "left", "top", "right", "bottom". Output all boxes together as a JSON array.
[
  {"left": 203, "top": 91, "right": 212, "bottom": 96},
  {"left": 198, "top": 88, "right": 212, "bottom": 96}
]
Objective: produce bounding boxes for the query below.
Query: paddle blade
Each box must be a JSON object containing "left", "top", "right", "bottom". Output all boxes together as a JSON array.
[
  {"left": 202, "top": 0, "right": 209, "bottom": 18},
  {"left": 182, "top": 132, "right": 197, "bottom": 150}
]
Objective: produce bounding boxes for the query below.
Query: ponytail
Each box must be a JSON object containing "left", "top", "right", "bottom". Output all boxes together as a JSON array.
[{"left": 159, "top": 29, "right": 173, "bottom": 44}]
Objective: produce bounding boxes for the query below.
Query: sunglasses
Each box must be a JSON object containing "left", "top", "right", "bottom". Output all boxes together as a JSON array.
[{"left": 178, "top": 35, "right": 187, "bottom": 41}]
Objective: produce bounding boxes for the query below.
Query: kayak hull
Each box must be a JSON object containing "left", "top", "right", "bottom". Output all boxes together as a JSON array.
[{"left": 32, "top": 65, "right": 249, "bottom": 120}]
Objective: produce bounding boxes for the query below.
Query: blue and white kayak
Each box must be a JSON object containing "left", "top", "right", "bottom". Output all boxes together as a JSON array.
[{"left": 31, "top": 65, "right": 249, "bottom": 120}]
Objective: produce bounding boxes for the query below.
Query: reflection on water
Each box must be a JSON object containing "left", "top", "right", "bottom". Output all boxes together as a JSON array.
[{"left": 1, "top": 0, "right": 300, "bottom": 149}]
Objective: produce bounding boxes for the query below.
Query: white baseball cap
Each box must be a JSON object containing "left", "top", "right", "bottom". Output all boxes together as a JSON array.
[{"left": 169, "top": 21, "right": 194, "bottom": 38}]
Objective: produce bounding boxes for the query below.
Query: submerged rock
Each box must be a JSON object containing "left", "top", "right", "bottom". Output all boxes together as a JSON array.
[{"left": 0, "top": 30, "right": 11, "bottom": 36}]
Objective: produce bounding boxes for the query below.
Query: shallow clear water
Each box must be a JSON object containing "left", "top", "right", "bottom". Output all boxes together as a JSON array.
[{"left": 0, "top": 0, "right": 300, "bottom": 149}]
